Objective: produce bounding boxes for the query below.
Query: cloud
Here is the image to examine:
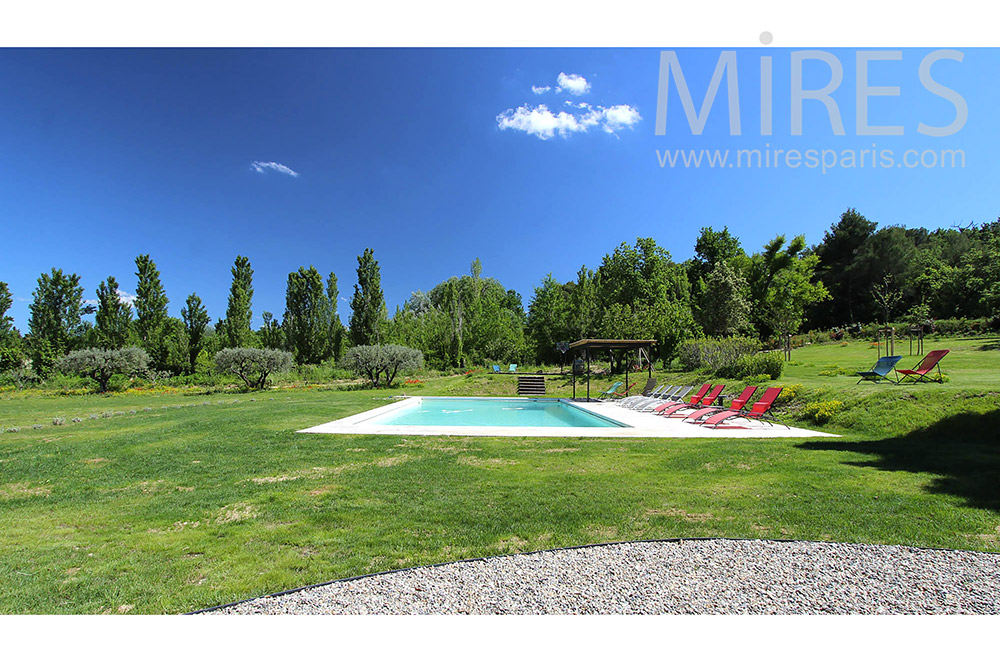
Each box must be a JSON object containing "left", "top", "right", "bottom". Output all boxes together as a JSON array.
[
  {"left": 531, "top": 85, "right": 551, "bottom": 94},
  {"left": 116, "top": 289, "right": 137, "bottom": 307},
  {"left": 250, "top": 161, "right": 299, "bottom": 177},
  {"left": 83, "top": 289, "right": 137, "bottom": 310},
  {"left": 556, "top": 72, "right": 591, "bottom": 96},
  {"left": 496, "top": 103, "right": 641, "bottom": 140}
]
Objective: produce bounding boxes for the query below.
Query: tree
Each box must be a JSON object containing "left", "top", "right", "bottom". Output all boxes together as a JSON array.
[
  {"left": 326, "top": 272, "right": 344, "bottom": 360},
  {"left": 698, "top": 261, "right": 751, "bottom": 336},
  {"left": 214, "top": 347, "right": 292, "bottom": 390},
  {"left": 762, "top": 252, "right": 830, "bottom": 339},
  {"left": 220, "top": 255, "right": 256, "bottom": 348},
  {"left": 870, "top": 273, "right": 903, "bottom": 325},
  {"left": 180, "top": 293, "right": 211, "bottom": 374},
  {"left": 343, "top": 344, "right": 423, "bottom": 388},
  {"left": 28, "top": 268, "right": 85, "bottom": 358},
  {"left": 526, "top": 273, "right": 569, "bottom": 363},
  {"left": 349, "top": 248, "right": 387, "bottom": 346},
  {"left": 811, "top": 208, "right": 877, "bottom": 327},
  {"left": 57, "top": 346, "right": 150, "bottom": 393},
  {"left": 94, "top": 276, "right": 133, "bottom": 349},
  {"left": 133, "top": 255, "right": 169, "bottom": 362},
  {"left": 283, "top": 266, "right": 331, "bottom": 364},
  {"left": 0, "top": 345, "right": 32, "bottom": 390},
  {"left": 0, "top": 281, "right": 17, "bottom": 347},
  {"left": 258, "top": 312, "right": 285, "bottom": 349}
]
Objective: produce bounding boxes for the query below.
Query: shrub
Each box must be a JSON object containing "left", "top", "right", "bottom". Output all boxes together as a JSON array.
[
  {"left": 214, "top": 347, "right": 293, "bottom": 390},
  {"left": 343, "top": 344, "right": 424, "bottom": 388},
  {"left": 776, "top": 384, "right": 802, "bottom": 404},
  {"left": 677, "top": 336, "right": 762, "bottom": 372},
  {"left": 56, "top": 347, "right": 150, "bottom": 393},
  {"left": 717, "top": 351, "right": 784, "bottom": 380},
  {"left": 801, "top": 400, "right": 843, "bottom": 423}
]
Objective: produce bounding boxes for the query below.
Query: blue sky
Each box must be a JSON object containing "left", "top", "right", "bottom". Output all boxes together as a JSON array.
[{"left": 1, "top": 48, "right": 997, "bottom": 330}]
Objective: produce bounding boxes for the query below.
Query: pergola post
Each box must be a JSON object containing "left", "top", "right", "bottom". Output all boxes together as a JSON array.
[{"left": 586, "top": 349, "right": 591, "bottom": 401}]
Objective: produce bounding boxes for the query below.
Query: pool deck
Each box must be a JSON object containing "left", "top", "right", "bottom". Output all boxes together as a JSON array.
[{"left": 298, "top": 396, "right": 837, "bottom": 438}]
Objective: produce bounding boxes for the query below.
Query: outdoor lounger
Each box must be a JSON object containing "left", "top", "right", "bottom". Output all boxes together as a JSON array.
[
  {"left": 857, "top": 355, "right": 902, "bottom": 384},
  {"left": 617, "top": 378, "right": 657, "bottom": 402},
  {"left": 631, "top": 386, "right": 687, "bottom": 411},
  {"left": 701, "top": 387, "right": 784, "bottom": 429},
  {"left": 649, "top": 384, "right": 714, "bottom": 416},
  {"left": 618, "top": 384, "right": 668, "bottom": 407},
  {"left": 597, "top": 381, "right": 624, "bottom": 399},
  {"left": 646, "top": 384, "right": 708, "bottom": 414},
  {"left": 508, "top": 364, "right": 517, "bottom": 373},
  {"left": 895, "top": 349, "right": 950, "bottom": 384},
  {"left": 657, "top": 384, "right": 726, "bottom": 418},
  {"left": 682, "top": 386, "right": 758, "bottom": 423},
  {"left": 492, "top": 365, "right": 501, "bottom": 373}
]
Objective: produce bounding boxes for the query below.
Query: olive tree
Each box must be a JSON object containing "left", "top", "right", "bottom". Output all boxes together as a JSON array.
[
  {"left": 57, "top": 346, "right": 150, "bottom": 393},
  {"left": 343, "top": 344, "right": 423, "bottom": 388},
  {"left": 214, "top": 347, "right": 292, "bottom": 390}
]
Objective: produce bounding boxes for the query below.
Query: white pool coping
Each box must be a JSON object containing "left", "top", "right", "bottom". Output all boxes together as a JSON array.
[{"left": 297, "top": 396, "right": 837, "bottom": 438}]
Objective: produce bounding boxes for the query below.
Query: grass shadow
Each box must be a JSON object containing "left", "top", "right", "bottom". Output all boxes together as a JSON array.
[{"left": 797, "top": 409, "right": 1000, "bottom": 511}]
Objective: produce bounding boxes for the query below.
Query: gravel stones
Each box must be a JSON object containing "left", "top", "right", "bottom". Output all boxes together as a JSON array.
[{"left": 211, "top": 539, "right": 1000, "bottom": 615}]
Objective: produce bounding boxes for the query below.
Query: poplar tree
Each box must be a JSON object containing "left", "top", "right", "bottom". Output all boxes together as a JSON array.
[
  {"left": 349, "top": 248, "right": 387, "bottom": 346},
  {"left": 283, "top": 266, "right": 329, "bottom": 364},
  {"left": 95, "top": 275, "right": 133, "bottom": 349},
  {"left": 134, "top": 254, "right": 169, "bottom": 359},
  {"left": 28, "top": 268, "right": 85, "bottom": 355},
  {"left": 181, "top": 293, "right": 210, "bottom": 373},
  {"left": 221, "top": 255, "right": 255, "bottom": 347}
]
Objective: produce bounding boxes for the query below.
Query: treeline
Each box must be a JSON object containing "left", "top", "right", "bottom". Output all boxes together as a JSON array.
[{"left": 1, "top": 208, "right": 998, "bottom": 384}]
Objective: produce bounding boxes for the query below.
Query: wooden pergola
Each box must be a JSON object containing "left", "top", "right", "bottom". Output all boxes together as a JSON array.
[{"left": 568, "top": 338, "right": 657, "bottom": 401}]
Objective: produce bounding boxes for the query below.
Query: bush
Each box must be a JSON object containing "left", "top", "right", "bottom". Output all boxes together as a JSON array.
[
  {"left": 717, "top": 351, "right": 784, "bottom": 380},
  {"left": 801, "top": 400, "right": 843, "bottom": 423},
  {"left": 56, "top": 347, "right": 150, "bottom": 393},
  {"left": 677, "top": 336, "right": 762, "bottom": 372},
  {"left": 214, "top": 347, "right": 293, "bottom": 390},
  {"left": 343, "top": 344, "right": 424, "bottom": 388}
]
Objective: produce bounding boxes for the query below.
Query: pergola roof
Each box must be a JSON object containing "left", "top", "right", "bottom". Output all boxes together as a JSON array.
[{"left": 568, "top": 338, "right": 656, "bottom": 351}]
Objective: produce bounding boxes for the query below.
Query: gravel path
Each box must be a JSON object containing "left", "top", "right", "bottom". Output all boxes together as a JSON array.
[{"left": 210, "top": 539, "right": 1000, "bottom": 614}]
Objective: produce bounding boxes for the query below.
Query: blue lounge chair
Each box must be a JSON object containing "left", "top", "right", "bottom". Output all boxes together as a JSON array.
[
  {"left": 492, "top": 365, "right": 501, "bottom": 374},
  {"left": 857, "top": 355, "right": 902, "bottom": 384},
  {"left": 508, "top": 364, "right": 517, "bottom": 373},
  {"left": 597, "top": 381, "right": 624, "bottom": 399}
]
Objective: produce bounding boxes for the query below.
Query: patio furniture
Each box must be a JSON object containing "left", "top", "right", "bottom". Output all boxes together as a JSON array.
[
  {"left": 895, "top": 349, "right": 950, "bottom": 384},
  {"left": 701, "top": 387, "right": 784, "bottom": 429},
  {"left": 856, "top": 355, "right": 903, "bottom": 384},
  {"left": 508, "top": 364, "right": 517, "bottom": 373},
  {"left": 659, "top": 384, "right": 726, "bottom": 418},
  {"left": 683, "top": 386, "right": 758, "bottom": 423},
  {"left": 650, "top": 384, "right": 713, "bottom": 416},
  {"left": 596, "top": 381, "right": 624, "bottom": 399}
]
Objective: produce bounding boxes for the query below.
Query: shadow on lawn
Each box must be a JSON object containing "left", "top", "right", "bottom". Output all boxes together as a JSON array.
[{"left": 798, "top": 409, "right": 1000, "bottom": 511}]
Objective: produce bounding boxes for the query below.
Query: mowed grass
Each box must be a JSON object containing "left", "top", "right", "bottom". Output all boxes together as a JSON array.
[{"left": 1, "top": 337, "right": 999, "bottom": 614}]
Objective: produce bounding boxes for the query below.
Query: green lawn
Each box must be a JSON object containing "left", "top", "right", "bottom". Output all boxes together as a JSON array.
[{"left": 1, "top": 337, "right": 998, "bottom": 614}]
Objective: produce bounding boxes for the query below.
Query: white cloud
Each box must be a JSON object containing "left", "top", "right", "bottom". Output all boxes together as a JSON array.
[
  {"left": 531, "top": 85, "right": 551, "bottom": 94},
  {"left": 116, "top": 289, "right": 137, "bottom": 307},
  {"left": 250, "top": 161, "right": 299, "bottom": 177},
  {"left": 599, "top": 104, "right": 642, "bottom": 133},
  {"left": 556, "top": 72, "right": 591, "bottom": 96},
  {"left": 496, "top": 103, "right": 641, "bottom": 140}
]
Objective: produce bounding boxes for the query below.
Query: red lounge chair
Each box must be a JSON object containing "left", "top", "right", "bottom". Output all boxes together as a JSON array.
[
  {"left": 649, "top": 383, "right": 710, "bottom": 415},
  {"left": 895, "top": 349, "right": 949, "bottom": 384},
  {"left": 683, "top": 386, "right": 758, "bottom": 423},
  {"left": 702, "top": 387, "right": 784, "bottom": 429},
  {"left": 657, "top": 384, "right": 726, "bottom": 418}
]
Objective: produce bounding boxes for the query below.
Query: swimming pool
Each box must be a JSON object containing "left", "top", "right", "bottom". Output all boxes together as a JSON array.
[{"left": 372, "top": 397, "right": 625, "bottom": 428}]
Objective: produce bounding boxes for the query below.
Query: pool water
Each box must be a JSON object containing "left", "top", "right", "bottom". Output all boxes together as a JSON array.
[{"left": 372, "top": 397, "right": 626, "bottom": 428}]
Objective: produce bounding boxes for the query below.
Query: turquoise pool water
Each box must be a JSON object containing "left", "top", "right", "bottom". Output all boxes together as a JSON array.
[{"left": 372, "top": 398, "right": 626, "bottom": 428}]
